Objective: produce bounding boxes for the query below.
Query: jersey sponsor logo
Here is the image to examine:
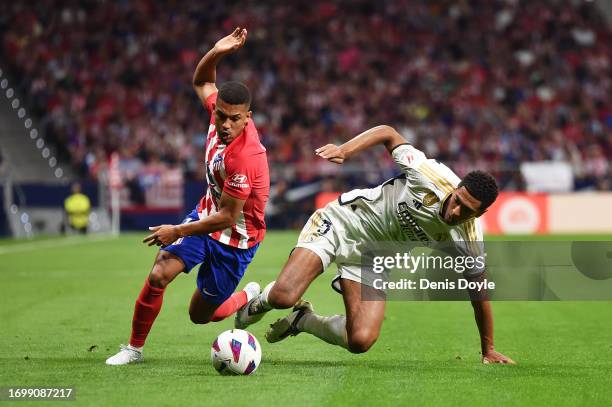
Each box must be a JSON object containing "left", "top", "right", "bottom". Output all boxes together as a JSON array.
[
  {"left": 412, "top": 199, "right": 423, "bottom": 210},
  {"left": 232, "top": 174, "right": 248, "bottom": 183},
  {"left": 397, "top": 202, "right": 430, "bottom": 243},
  {"left": 228, "top": 173, "right": 249, "bottom": 188}
]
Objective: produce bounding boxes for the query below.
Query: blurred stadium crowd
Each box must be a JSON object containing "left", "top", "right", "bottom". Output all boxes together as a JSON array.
[{"left": 2, "top": 0, "right": 611, "bottom": 195}]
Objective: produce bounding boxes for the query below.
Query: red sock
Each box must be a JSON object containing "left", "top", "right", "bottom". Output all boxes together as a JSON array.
[
  {"left": 130, "top": 279, "right": 165, "bottom": 348},
  {"left": 210, "top": 290, "right": 248, "bottom": 322}
]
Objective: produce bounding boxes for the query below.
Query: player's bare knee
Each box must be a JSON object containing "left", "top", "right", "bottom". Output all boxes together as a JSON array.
[
  {"left": 268, "top": 285, "right": 298, "bottom": 309},
  {"left": 148, "top": 267, "right": 169, "bottom": 288},
  {"left": 347, "top": 329, "right": 378, "bottom": 354},
  {"left": 148, "top": 268, "right": 166, "bottom": 288},
  {"left": 148, "top": 253, "right": 176, "bottom": 288}
]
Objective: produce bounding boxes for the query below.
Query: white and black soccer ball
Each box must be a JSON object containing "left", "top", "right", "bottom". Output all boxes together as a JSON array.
[{"left": 210, "top": 329, "right": 262, "bottom": 375}]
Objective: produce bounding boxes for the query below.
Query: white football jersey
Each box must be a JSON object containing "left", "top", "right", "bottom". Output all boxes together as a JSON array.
[{"left": 327, "top": 144, "right": 484, "bottom": 269}]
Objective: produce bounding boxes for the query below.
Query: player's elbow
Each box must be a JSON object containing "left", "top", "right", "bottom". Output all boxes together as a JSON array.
[
  {"left": 217, "top": 211, "right": 238, "bottom": 230},
  {"left": 370, "top": 124, "right": 399, "bottom": 139},
  {"left": 376, "top": 124, "right": 399, "bottom": 135},
  {"left": 376, "top": 125, "right": 404, "bottom": 150},
  {"left": 192, "top": 75, "right": 206, "bottom": 88}
]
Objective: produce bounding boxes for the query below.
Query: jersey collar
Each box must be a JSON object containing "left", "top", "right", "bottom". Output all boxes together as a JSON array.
[{"left": 436, "top": 190, "right": 452, "bottom": 223}]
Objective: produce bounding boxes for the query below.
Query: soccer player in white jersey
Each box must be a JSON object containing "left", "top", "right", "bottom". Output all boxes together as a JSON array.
[{"left": 236, "top": 125, "right": 515, "bottom": 364}]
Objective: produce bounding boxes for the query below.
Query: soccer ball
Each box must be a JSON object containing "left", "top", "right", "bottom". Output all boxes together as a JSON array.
[{"left": 210, "top": 329, "right": 262, "bottom": 375}]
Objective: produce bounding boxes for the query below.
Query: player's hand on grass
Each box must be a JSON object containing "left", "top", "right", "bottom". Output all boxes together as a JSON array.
[
  {"left": 481, "top": 349, "right": 516, "bottom": 365},
  {"left": 214, "top": 27, "right": 247, "bottom": 55},
  {"left": 315, "top": 144, "right": 346, "bottom": 164},
  {"left": 143, "top": 225, "right": 181, "bottom": 247}
]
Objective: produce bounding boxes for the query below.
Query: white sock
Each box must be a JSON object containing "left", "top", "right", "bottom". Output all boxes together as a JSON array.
[
  {"left": 248, "top": 282, "right": 274, "bottom": 315},
  {"left": 297, "top": 313, "right": 348, "bottom": 349}
]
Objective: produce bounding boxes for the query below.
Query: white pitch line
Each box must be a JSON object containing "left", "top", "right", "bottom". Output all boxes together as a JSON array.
[{"left": 0, "top": 234, "right": 118, "bottom": 255}]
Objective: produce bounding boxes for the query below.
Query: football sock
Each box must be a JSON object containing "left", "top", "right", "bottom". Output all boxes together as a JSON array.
[
  {"left": 248, "top": 283, "right": 274, "bottom": 315},
  {"left": 130, "top": 279, "right": 165, "bottom": 348},
  {"left": 210, "top": 290, "right": 248, "bottom": 322},
  {"left": 297, "top": 313, "right": 348, "bottom": 349}
]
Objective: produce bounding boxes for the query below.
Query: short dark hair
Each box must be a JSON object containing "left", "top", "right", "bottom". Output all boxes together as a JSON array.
[
  {"left": 459, "top": 170, "right": 499, "bottom": 210},
  {"left": 218, "top": 81, "right": 251, "bottom": 107}
]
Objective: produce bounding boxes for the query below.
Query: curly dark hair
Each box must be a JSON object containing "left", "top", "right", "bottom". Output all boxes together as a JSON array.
[
  {"left": 218, "top": 81, "right": 251, "bottom": 107},
  {"left": 459, "top": 170, "right": 499, "bottom": 210}
]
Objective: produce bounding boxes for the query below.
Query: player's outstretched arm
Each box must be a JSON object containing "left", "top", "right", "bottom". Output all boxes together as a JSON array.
[
  {"left": 193, "top": 27, "right": 248, "bottom": 104},
  {"left": 471, "top": 299, "right": 516, "bottom": 364},
  {"left": 315, "top": 125, "right": 405, "bottom": 164},
  {"left": 143, "top": 192, "right": 246, "bottom": 247}
]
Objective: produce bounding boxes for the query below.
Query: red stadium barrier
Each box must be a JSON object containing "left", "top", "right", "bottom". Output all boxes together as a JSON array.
[
  {"left": 315, "top": 192, "right": 341, "bottom": 209},
  {"left": 481, "top": 193, "right": 549, "bottom": 235}
]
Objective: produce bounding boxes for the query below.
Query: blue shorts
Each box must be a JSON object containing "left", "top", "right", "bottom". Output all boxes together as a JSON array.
[{"left": 162, "top": 208, "right": 259, "bottom": 304}]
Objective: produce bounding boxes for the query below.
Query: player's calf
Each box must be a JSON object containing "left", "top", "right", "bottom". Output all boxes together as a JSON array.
[
  {"left": 188, "top": 289, "right": 218, "bottom": 324},
  {"left": 339, "top": 278, "right": 385, "bottom": 353}
]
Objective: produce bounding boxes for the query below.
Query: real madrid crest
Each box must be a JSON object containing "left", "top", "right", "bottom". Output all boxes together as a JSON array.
[{"left": 423, "top": 192, "right": 439, "bottom": 207}]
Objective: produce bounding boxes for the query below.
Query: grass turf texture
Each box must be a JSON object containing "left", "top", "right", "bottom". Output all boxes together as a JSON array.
[{"left": 1, "top": 232, "right": 611, "bottom": 406}]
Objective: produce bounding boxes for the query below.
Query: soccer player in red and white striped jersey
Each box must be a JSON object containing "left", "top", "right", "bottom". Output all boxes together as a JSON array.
[
  {"left": 107, "top": 28, "right": 269, "bottom": 365},
  {"left": 198, "top": 87, "right": 268, "bottom": 249}
]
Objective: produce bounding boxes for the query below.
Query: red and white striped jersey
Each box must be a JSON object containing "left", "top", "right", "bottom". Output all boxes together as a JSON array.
[{"left": 197, "top": 92, "right": 269, "bottom": 249}]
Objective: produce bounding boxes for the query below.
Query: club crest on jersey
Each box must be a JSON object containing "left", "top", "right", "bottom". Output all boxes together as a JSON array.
[
  {"left": 423, "top": 192, "right": 439, "bottom": 207},
  {"left": 228, "top": 173, "right": 249, "bottom": 188},
  {"left": 412, "top": 193, "right": 439, "bottom": 211},
  {"left": 212, "top": 154, "right": 224, "bottom": 172}
]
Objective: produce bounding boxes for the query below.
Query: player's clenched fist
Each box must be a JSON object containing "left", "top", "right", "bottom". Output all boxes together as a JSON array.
[{"left": 214, "top": 27, "right": 247, "bottom": 55}]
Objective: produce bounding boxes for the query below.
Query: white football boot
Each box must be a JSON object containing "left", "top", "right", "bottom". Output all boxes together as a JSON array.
[
  {"left": 265, "top": 300, "right": 314, "bottom": 343},
  {"left": 105, "top": 344, "right": 143, "bottom": 365},
  {"left": 235, "top": 281, "right": 274, "bottom": 329}
]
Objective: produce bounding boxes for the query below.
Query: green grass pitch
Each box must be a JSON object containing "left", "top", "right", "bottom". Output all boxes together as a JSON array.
[{"left": 1, "top": 232, "right": 612, "bottom": 406}]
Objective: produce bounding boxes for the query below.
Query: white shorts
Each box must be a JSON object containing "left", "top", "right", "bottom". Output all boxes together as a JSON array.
[{"left": 295, "top": 202, "right": 380, "bottom": 292}]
